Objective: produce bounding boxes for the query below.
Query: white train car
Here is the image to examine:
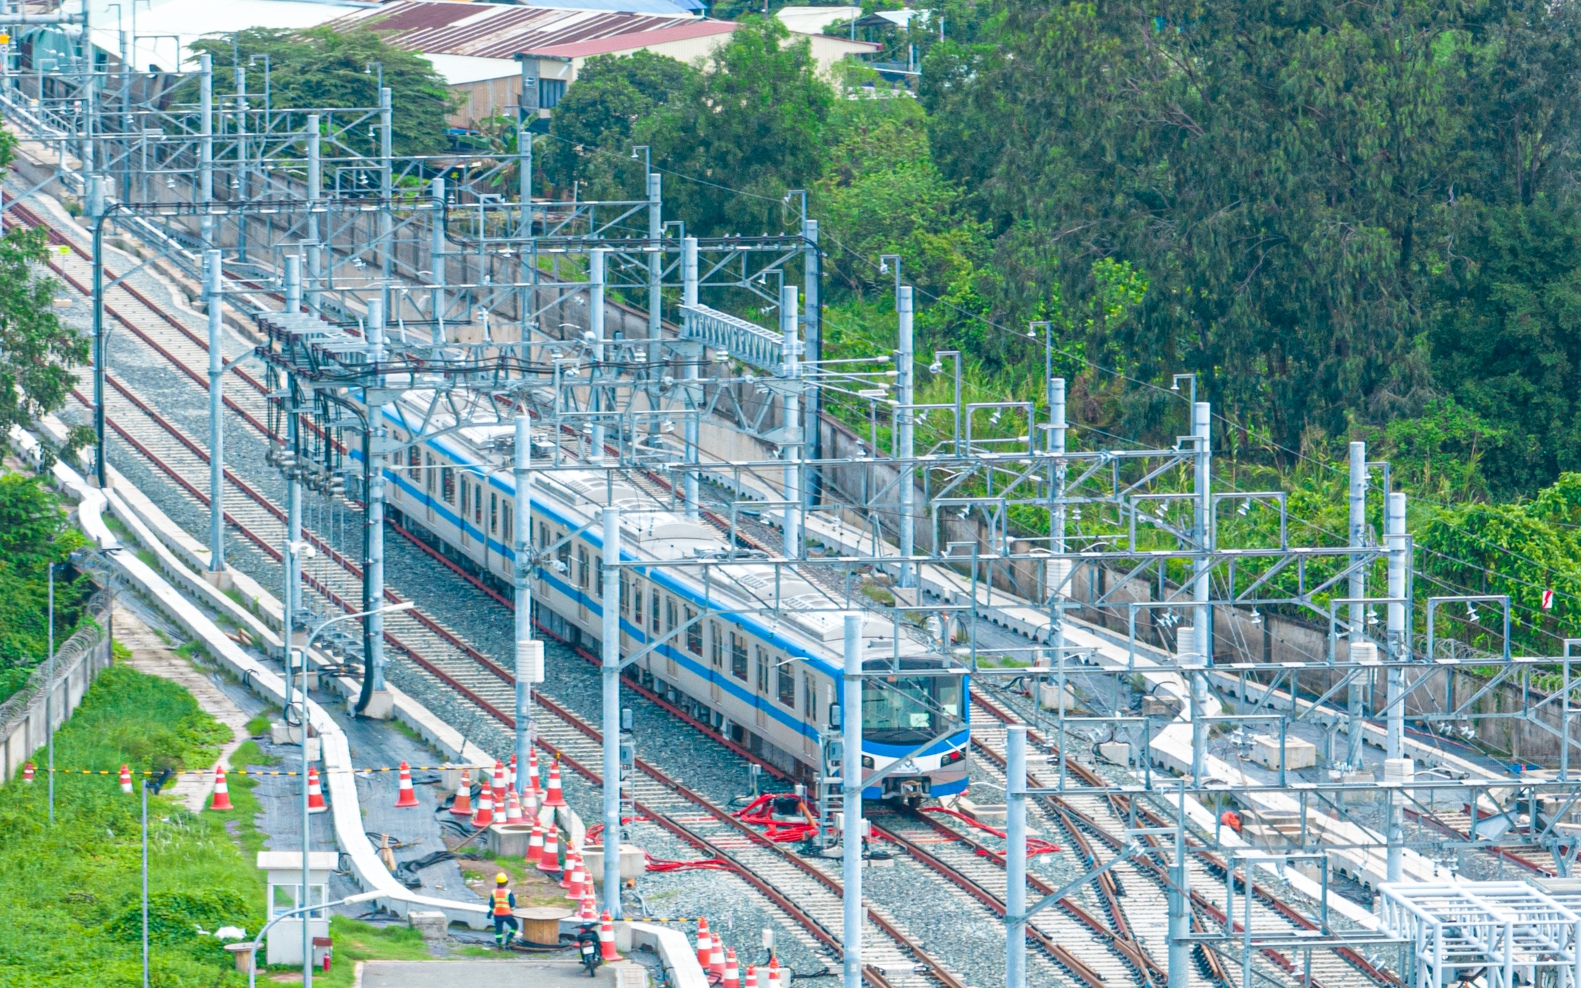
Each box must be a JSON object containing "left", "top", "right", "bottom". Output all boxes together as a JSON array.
[{"left": 369, "top": 393, "right": 970, "bottom": 801}]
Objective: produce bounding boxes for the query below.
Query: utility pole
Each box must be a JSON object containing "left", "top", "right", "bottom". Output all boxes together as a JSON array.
[
  {"left": 514, "top": 414, "right": 540, "bottom": 793},
  {"left": 841, "top": 613, "right": 863, "bottom": 988},
  {"left": 1347, "top": 441, "right": 1367, "bottom": 770},
  {"left": 205, "top": 249, "right": 225, "bottom": 582},
  {"left": 1006, "top": 725, "right": 1028, "bottom": 988},
  {"left": 1190, "top": 401, "right": 1212, "bottom": 784},
  {"left": 601, "top": 506, "right": 623, "bottom": 918},
  {"left": 1385, "top": 491, "right": 1407, "bottom": 882},
  {"left": 780, "top": 286, "right": 801, "bottom": 559},
  {"left": 681, "top": 236, "right": 700, "bottom": 520},
  {"left": 896, "top": 286, "right": 914, "bottom": 588}
]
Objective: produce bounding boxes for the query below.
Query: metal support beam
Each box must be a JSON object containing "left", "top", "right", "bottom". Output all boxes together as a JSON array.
[
  {"left": 682, "top": 235, "right": 700, "bottom": 519},
  {"left": 781, "top": 285, "right": 801, "bottom": 559},
  {"left": 897, "top": 285, "right": 915, "bottom": 589},
  {"left": 602, "top": 506, "right": 623, "bottom": 919},
  {"left": 1191, "top": 400, "right": 1212, "bottom": 784},
  {"left": 842, "top": 613, "right": 863, "bottom": 988},
  {"left": 514, "top": 413, "right": 538, "bottom": 792},
  {"left": 1006, "top": 725, "right": 1028, "bottom": 988},
  {"left": 205, "top": 248, "right": 224, "bottom": 575},
  {"left": 589, "top": 248, "right": 606, "bottom": 459},
  {"left": 1347, "top": 441, "right": 1367, "bottom": 771},
  {"left": 1386, "top": 490, "right": 1407, "bottom": 882}
]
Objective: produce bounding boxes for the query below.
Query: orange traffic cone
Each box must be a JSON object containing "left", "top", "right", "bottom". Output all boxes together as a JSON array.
[
  {"left": 578, "top": 889, "right": 598, "bottom": 922},
  {"left": 565, "top": 854, "right": 585, "bottom": 901},
  {"left": 491, "top": 759, "right": 507, "bottom": 809},
  {"left": 543, "top": 760, "right": 567, "bottom": 808},
  {"left": 394, "top": 761, "right": 419, "bottom": 808},
  {"left": 537, "top": 825, "right": 560, "bottom": 874},
  {"left": 508, "top": 753, "right": 517, "bottom": 792},
  {"left": 504, "top": 789, "right": 523, "bottom": 825},
  {"left": 471, "top": 785, "right": 495, "bottom": 828},
  {"left": 599, "top": 911, "right": 619, "bottom": 961},
  {"left": 745, "top": 965, "right": 759, "bottom": 988},
  {"left": 767, "top": 957, "right": 781, "bottom": 988},
  {"left": 21, "top": 762, "right": 33, "bottom": 784},
  {"left": 559, "top": 849, "right": 576, "bottom": 889},
  {"left": 526, "top": 820, "right": 544, "bottom": 866},
  {"left": 695, "top": 917, "right": 712, "bottom": 968},
  {"left": 210, "top": 765, "right": 234, "bottom": 811},
  {"left": 307, "top": 765, "right": 327, "bottom": 814},
  {"left": 449, "top": 769, "right": 473, "bottom": 817},
  {"left": 119, "top": 765, "right": 133, "bottom": 794},
  {"left": 724, "top": 948, "right": 740, "bottom": 988},
  {"left": 710, "top": 938, "right": 725, "bottom": 977}
]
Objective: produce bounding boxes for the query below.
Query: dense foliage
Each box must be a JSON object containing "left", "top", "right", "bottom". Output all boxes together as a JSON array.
[
  {"left": 0, "top": 473, "right": 90, "bottom": 704},
  {"left": 0, "top": 132, "right": 93, "bottom": 466}
]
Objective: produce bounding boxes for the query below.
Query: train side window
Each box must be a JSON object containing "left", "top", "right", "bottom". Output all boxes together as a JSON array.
[
  {"left": 685, "top": 608, "right": 702, "bottom": 655},
  {"left": 502, "top": 504, "right": 512, "bottom": 545},
  {"left": 731, "top": 633, "right": 747, "bottom": 680},
  {"left": 755, "top": 647, "right": 769, "bottom": 694},
  {"left": 633, "top": 581, "right": 643, "bottom": 625},
  {"left": 425, "top": 453, "right": 436, "bottom": 493},
  {"left": 777, "top": 661, "right": 795, "bottom": 709},
  {"left": 804, "top": 673, "right": 817, "bottom": 722},
  {"left": 556, "top": 533, "right": 571, "bottom": 574},
  {"left": 392, "top": 449, "right": 403, "bottom": 468},
  {"left": 441, "top": 466, "right": 455, "bottom": 504},
  {"left": 665, "top": 598, "right": 677, "bottom": 634},
  {"left": 409, "top": 449, "right": 420, "bottom": 483},
  {"left": 490, "top": 492, "right": 498, "bottom": 535},
  {"left": 650, "top": 591, "right": 660, "bottom": 634},
  {"left": 710, "top": 622, "right": 722, "bottom": 667},
  {"left": 620, "top": 574, "right": 629, "bottom": 614},
  {"left": 473, "top": 484, "right": 483, "bottom": 526},
  {"left": 577, "top": 546, "right": 589, "bottom": 590},
  {"left": 460, "top": 479, "right": 470, "bottom": 520}
]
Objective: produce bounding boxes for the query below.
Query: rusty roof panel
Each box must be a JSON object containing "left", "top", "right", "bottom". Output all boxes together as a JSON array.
[{"left": 324, "top": 2, "right": 720, "bottom": 60}]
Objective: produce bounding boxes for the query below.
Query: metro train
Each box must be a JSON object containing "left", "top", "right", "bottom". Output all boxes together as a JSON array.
[{"left": 365, "top": 391, "right": 971, "bottom": 802}]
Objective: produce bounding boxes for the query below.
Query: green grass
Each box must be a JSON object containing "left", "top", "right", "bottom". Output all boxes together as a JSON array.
[
  {"left": 231, "top": 740, "right": 278, "bottom": 768},
  {"left": 0, "top": 664, "right": 263, "bottom": 987},
  {"left": 263, "top": 917, "right": 433, "bottom": 986},
  {"left": 244, "top": 713, "right": 275, "bottom": 737}
]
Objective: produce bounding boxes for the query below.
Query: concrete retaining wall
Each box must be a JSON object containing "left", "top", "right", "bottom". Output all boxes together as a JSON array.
[{"left": 0, "top": 620, "right": 111, "bottom": 785}]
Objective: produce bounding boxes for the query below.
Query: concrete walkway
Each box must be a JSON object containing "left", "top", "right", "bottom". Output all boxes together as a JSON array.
[
  {"left": 114, "top": 605, "right": 253, "bottom": 812},
  {"left": 359, "top": 958, "right": 625, "bottom": 988}
]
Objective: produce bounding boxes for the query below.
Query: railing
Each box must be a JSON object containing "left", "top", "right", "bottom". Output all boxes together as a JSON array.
[{"left": 679, "top": 303, "right": 784, "bottom": 373}]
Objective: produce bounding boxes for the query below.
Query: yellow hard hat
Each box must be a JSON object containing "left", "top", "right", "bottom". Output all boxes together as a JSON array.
[{"left": 496, "top": 873, "right": 509, "bottom": 884}]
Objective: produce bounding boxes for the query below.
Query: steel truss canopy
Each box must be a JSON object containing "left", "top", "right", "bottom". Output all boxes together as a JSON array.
[{"left": 1381, "top": 882, "right": 1581, "bottom": 988}]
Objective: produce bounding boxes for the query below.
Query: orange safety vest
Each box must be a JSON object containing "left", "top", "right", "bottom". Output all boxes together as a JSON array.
[{"left": 492, "top": 888, "right": 512, "bottom": 916}]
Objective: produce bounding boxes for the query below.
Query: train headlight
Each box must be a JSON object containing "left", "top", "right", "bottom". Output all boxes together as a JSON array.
[
  {"left": 861, "top": 756, "right": 874, "bottom": 769},
  {"left": 942, "top": 748, "right": 965, "bottom": 766}
]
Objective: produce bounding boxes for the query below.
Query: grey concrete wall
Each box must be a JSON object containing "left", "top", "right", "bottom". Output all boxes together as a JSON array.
[{"left": 0, "top": 627, "right": 113, "bottom": 784}]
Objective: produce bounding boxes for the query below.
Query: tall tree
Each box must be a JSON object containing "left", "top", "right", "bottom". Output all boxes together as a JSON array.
[
  {"left": 923, "top": 0, "right": 1581, "bottom": 492},
  {"left": 546, "top": 51, "right": 696, "bottom": 200},
  {"left": 0, "top": 131, "right": 93, "bottom": 465}
]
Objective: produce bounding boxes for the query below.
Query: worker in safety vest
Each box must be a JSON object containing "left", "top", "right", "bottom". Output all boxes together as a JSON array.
[{"left": 490, "top": 873, "right": 518, "bottom": 948}]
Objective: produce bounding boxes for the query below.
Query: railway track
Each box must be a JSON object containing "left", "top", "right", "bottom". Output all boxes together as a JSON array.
[
  {"left": 11, "top": 191, "right": 1406, "bottom": 988},
  {"left": 7, "top": 193, "right": 992, "bottom": 988}
]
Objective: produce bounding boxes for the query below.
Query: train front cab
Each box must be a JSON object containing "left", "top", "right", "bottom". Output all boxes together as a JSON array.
[{"left": 859, "top": 658, "right": 970, "bottom": 803}]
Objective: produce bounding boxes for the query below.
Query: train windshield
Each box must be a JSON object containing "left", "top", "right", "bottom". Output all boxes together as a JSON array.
[{"left": 862, "top": 665, "right": 964, "bottom": 745}]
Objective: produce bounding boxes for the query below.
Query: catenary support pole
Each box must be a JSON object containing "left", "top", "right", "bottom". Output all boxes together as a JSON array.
[
  {"left": 681, "top": 236, "right": 700, "bottom": 519},
  {"left": 514, "top": 414, "right": 538, "bottom": 792},
  {"left": 896, "top": 286, "right": 915, "bottom": 588},
  {"left": 841, "top": 613, "right": 863, "bottom": 988},
  {"left": 1006, "top": 725, "right": 1028, "bottom": 988},
  {"left": 1167, "top": 780, "right": 1190, "bottom": 988},
  {"left": 365, "top": 298, "right": 388, "bottom": 699},
  {"left": 1386, "top": 490, "right": 1407, "bottom": 881},
  {"left": 284, "top": 254, "right": 301, "bottom": 315},
  {"left": 781, "top": 286, "right": 802, "bottom": 558},
  {"left": 430, "top": 176, "right": 446, "bottom": 345},
  {"left": 1191, "top": 401, "right": 1212, "bottom": 784},
  {"left": 647, "top": 172, "right": 662, "bottom": 375},
  {"left": 90, "top": 174, "right": 106, "bottom": 488},
  {"left": 305, "top": 115, "right": 321, "bottom": 316},
  {"left": 589, "top": 248, "right": 606, "bottom": 459},
  {"left": 379, "top": 87, "right": 392, "bottom": 315},
  {"left": 601, "top": 506, "right": 622, "bottom": 918},
  {"left": 1347, "top": 441, "right": 1367, "bottom": 770},
  {"left": 803, "top": 218, "right": 821, "bottom": 512},
  {"left": 1050, "top": 377, "right": 1067, "bottom": 663},
  {"left": 205, "top": 249, "right": 225, "bottom": 576},
  {"left": 199, "top": 52, "right": 212, "bottom": 246}
]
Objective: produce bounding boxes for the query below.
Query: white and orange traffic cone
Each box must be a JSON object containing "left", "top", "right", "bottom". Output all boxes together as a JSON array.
[
  {"left": 724, "top": 948, "right": 741, "bottom": 988},
  {"left": 449, "top": 769, "right": 473, "bottom": 817},
  {"left": 504, "top": 789, "right": 523, "bottom": 825},
  {"left": 119, "top": 765, "right": 133, "bottom": 794},
  {"left": 543, "top": 760, "right": 567, "bottom": 808},
  {"left": 710, "top": 937, "right": 725, "bottom": 977},
  {"left": 491, "top": 759, "right": 507, "bottom": 809},
  {"left": 599, "top": 910, "right": 619, "bottom": 962},
  {"left": 695, "top": 917, "right": 713, "bottom": 968},
  {"left": 394, "top": 761, "right": 420, "bottom": 808},
  {"left": 21, "top": 762, "right": 33, "bottom": 784},
  {"left": 471, "top": 785, "right": 495, "bottom": 828},
  {"left": 537, "top": 826, "right": 560, "bottom": 874},
  {"left": 767, "top": 956, "right": 782, "bottom": 988},
  {"left": 565, "top": 854, "right": 585, "bottom": 901},
  {"left": 526, "top": 820, "right": 544, "bottom": 866},
  {"left": 508, "top": 753, "right": 517, "bottom": 792},
  {"left": 578, "top": 889, "right": 598, "bottom": 922},
  {"left": 307, "top": 765, "right": 327, "bottom": 814},
  {"left": 745, "top": 965, "right": 759, "bottom": 988},
  {"left": 210, "top": 764, "right": 234, "bottom": 811}
]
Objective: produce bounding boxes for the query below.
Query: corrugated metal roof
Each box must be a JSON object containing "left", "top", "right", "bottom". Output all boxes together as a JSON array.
[{"left": 324, "top": 1, "right": 725, "bottom": 60}]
